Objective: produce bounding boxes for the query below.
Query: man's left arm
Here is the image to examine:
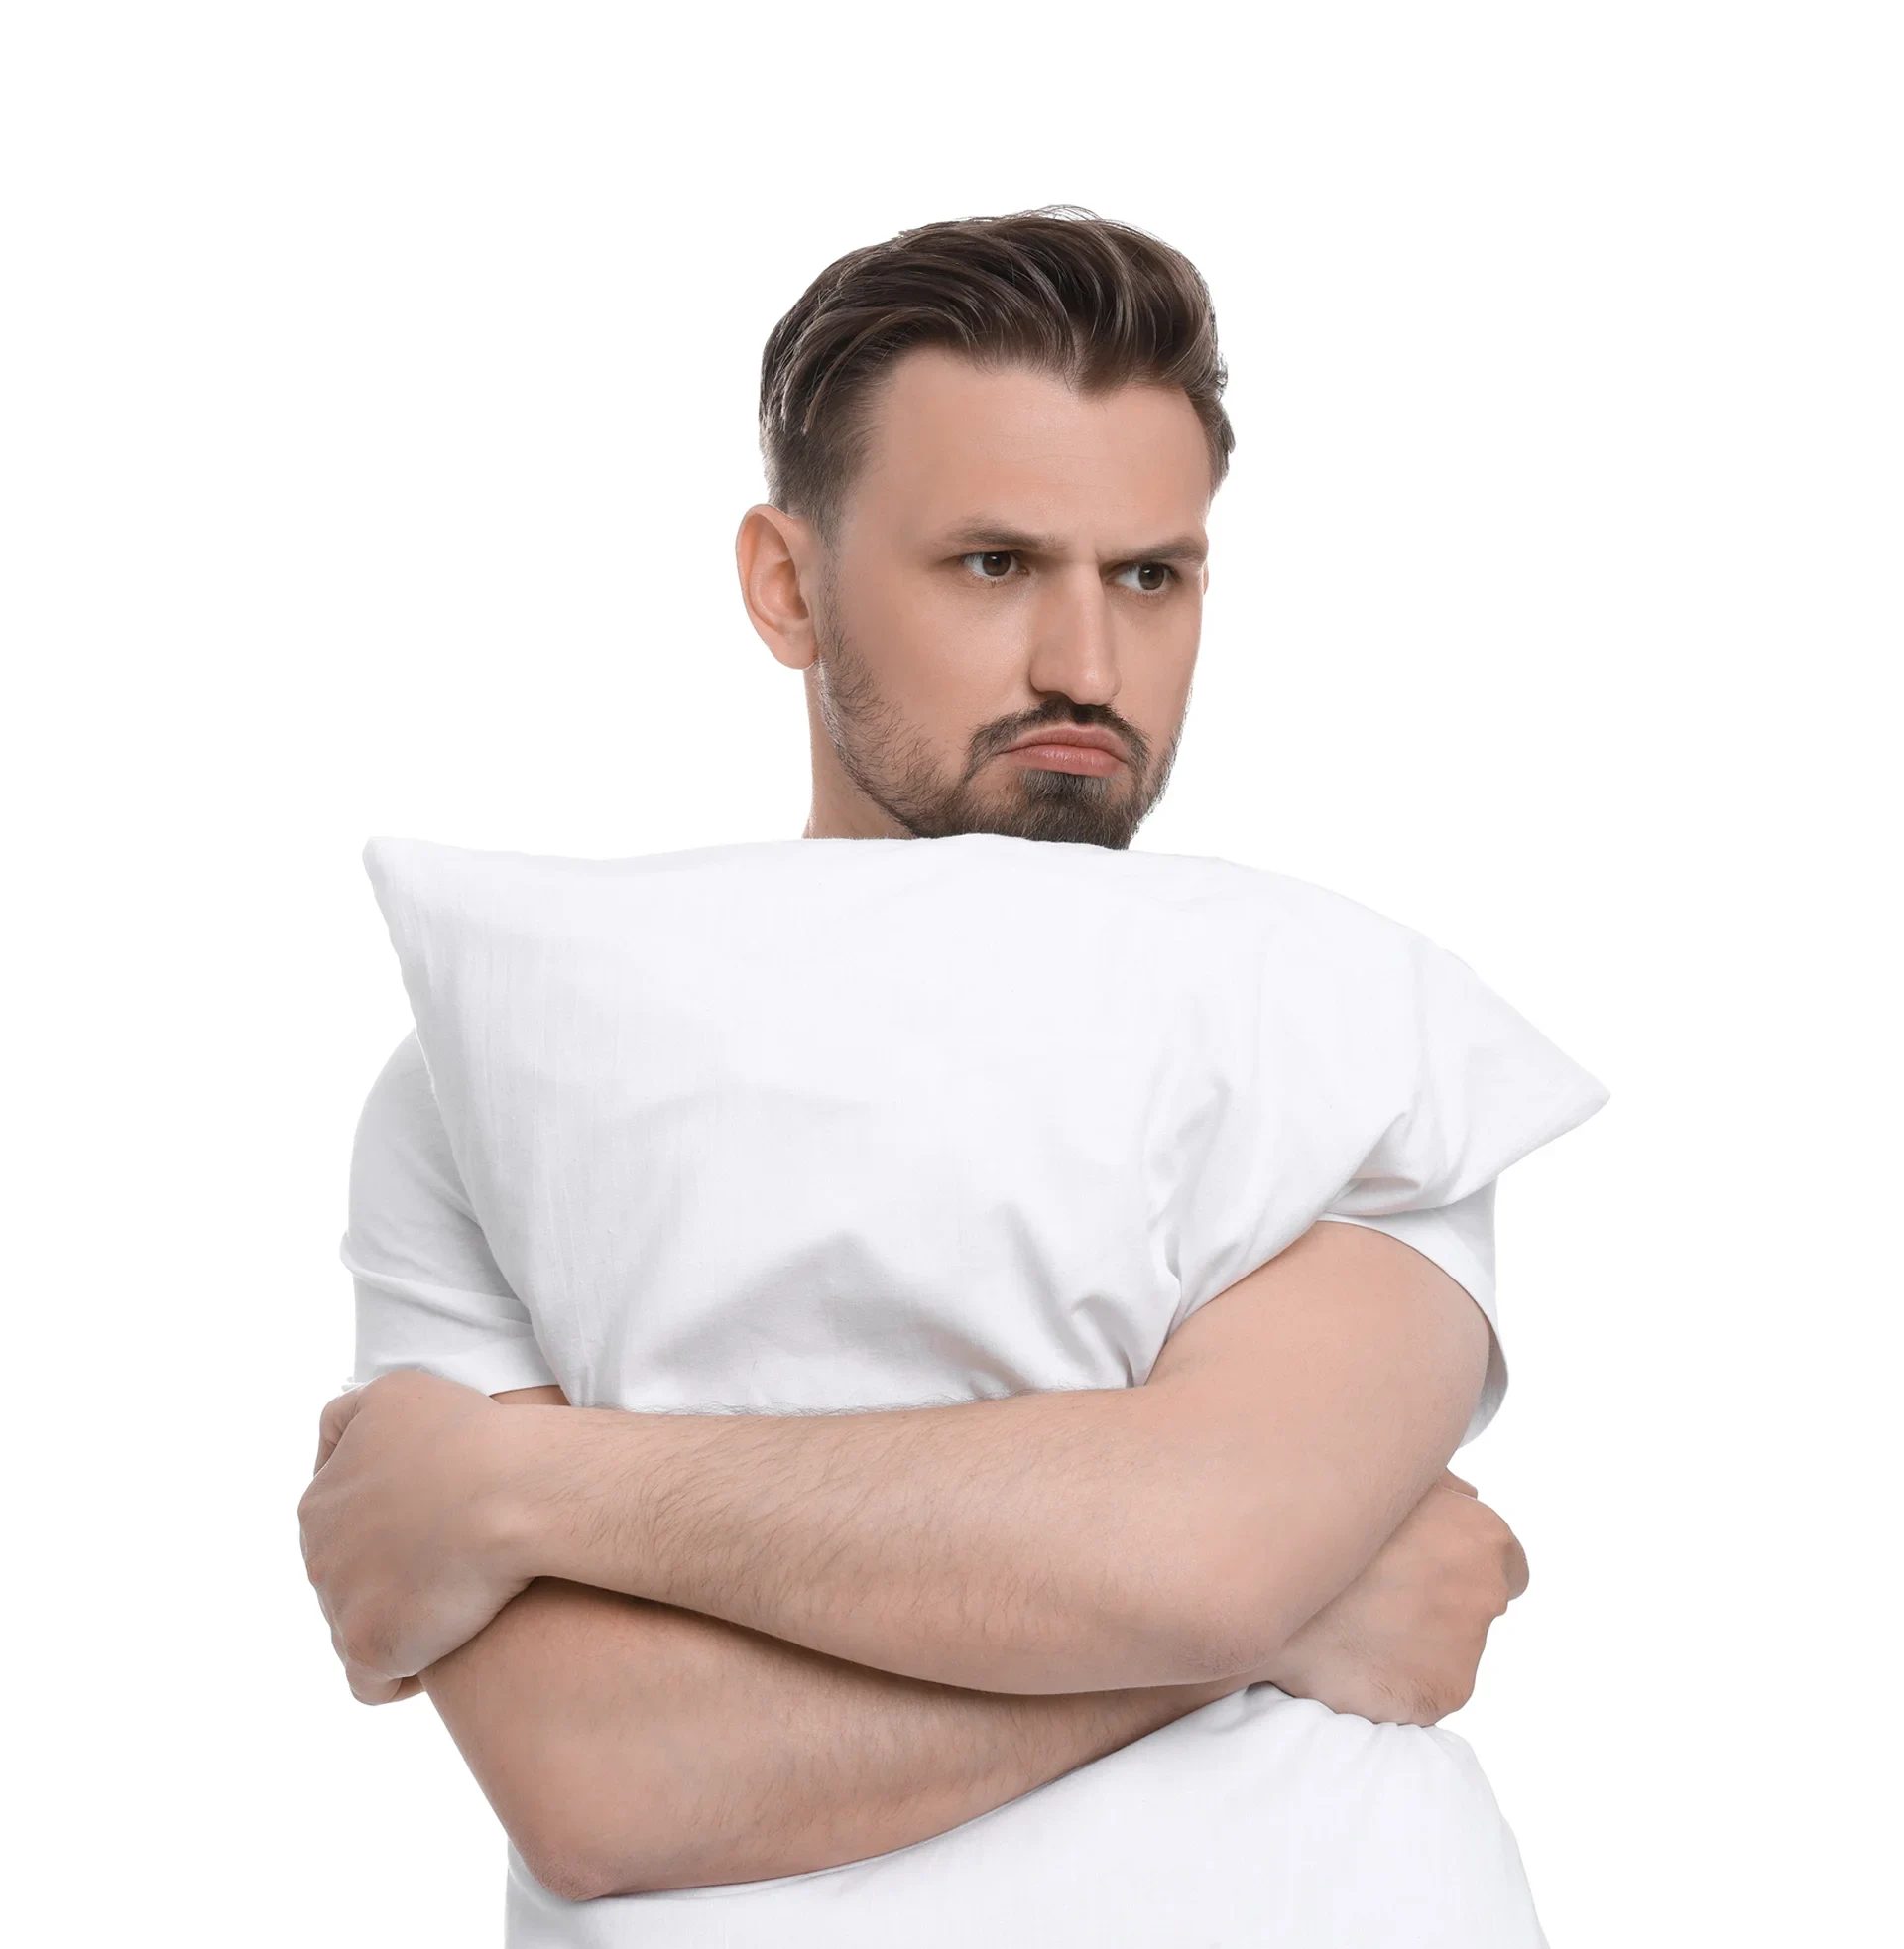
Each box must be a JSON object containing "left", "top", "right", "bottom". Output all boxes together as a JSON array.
[{"left": 303, "top": 1220, "right": 1491, "bottom": 1697}]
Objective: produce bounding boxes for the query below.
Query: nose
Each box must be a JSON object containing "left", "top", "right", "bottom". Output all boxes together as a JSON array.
[{"left": 1025, "top": 565, "right": 1119, "bottom": 707}]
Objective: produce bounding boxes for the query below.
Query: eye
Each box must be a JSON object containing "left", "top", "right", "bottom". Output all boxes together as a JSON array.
[
  {"left": 961, "top": 551, "right": 1019, "bottom": 581},
  {"left": 1114, "top": 562, "right": 1176, "bottom": 594}
]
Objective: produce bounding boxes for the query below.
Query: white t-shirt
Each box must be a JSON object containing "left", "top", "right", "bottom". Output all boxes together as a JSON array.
[{"left": 343, "top": 832, "right": 1607, "bottom": 1947}]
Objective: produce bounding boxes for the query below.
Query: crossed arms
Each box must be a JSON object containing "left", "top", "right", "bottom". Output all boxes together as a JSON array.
[{"left": 301, "top": 1219, "right": 1526, "bottom": 1901}]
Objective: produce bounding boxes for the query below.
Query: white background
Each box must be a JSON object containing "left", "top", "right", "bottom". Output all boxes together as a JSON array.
[{"left": 5, "top": 3, "right": 1897, "bottom": 1942}]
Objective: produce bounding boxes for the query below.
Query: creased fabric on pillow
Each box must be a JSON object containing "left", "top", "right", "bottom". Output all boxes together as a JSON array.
[{"left": 351, "top": 831, "right": 1607, "bottom": 1453}]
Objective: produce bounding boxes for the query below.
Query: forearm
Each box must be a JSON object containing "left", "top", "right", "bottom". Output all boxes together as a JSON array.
[
  {"left": 321, "top": 1229, "right": 1482, "bottom": 1708},
  {"left": 503, "top": 1383, "right": 1241, "bottom": 1696},
  {"left": 421, "top": 1572, "right": 1239, "bottom": 1903}
]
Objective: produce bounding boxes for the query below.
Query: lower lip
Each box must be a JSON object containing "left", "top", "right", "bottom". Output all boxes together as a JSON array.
[{"left": 1003, "top": 742, "right": 1125, "bottom": 776}]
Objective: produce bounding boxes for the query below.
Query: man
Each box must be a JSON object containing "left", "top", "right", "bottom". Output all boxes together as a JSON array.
[{"left": 302, "top": 209, "right": 1546, "bottom": 1938}]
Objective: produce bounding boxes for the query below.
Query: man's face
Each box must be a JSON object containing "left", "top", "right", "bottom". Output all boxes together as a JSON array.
[{"left": 783, "top": 348, "right": 1212, "bottom": 849}]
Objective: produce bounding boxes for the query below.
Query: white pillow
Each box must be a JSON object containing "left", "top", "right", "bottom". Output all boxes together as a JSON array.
[{"left": 357, "top": 831, "right": 1609, "bottom": 1447}]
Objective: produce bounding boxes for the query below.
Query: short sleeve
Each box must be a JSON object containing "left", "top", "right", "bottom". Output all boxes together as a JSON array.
[
  {"left": 338, "top": 1031, "right": 561, "bottom": 1399},
  {"left": 1314, "top": 1182, "right": 1504, "bottom": 1448},
  {"left": 1313, "top": 934, "right": 1611, "bottom": 1448}
]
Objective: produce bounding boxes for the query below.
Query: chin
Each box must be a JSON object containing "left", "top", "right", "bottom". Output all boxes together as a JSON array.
[{"left": 953, "top": 773, "right": 1148, "bottom": 849}]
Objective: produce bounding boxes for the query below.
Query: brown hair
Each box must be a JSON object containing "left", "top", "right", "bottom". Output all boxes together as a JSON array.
[{"left": 759, "top": 205, "right": 1234, "bottom": 538}]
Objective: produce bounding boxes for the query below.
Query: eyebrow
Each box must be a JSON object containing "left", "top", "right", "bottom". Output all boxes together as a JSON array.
[{"left": 937, "top": 521, "right": 1209, "bottom": 566}]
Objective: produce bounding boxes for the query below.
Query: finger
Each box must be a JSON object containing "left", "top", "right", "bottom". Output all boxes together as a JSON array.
[
  {"left": 346, "top": 1659, "right": 415, "bottom": 1706},
  {"left": 313, "top": 1395, "right": 352, "bottom": 1473},
  {"left": 313, "top": 1388, "right": 367, "bottom": 1474}
]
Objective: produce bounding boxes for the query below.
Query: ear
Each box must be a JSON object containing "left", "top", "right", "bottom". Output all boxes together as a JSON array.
[{"left": 736, "top": 503, "right": 824, "bottom": 670}]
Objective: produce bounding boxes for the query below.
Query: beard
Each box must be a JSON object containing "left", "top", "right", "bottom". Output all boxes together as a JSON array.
[{"left": 810, "top": 601, "right": 1182, "bottom": 851}]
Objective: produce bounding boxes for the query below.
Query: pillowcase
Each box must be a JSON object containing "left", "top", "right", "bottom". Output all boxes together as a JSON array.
[{"left": 356, "top": 830, "right": 1609, "bottom": 1446}]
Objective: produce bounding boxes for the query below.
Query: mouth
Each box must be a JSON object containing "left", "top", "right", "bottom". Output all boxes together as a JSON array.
[{"left": 999, "top": 726, "right": 1130, "bottom": 776}]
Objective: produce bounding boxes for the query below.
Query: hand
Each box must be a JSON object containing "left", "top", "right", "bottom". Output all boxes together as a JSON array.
[
  {"left": 1250, "top": 1471, "right": 1529, "bottom": 1725},
  {"left": 298, "top": 1370, "right": 537, "bottom": 1704}
]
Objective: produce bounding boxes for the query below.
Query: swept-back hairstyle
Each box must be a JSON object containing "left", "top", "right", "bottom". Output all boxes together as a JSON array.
[{"left": 759, "top": 205, "right": 1234, "bottom": 538}]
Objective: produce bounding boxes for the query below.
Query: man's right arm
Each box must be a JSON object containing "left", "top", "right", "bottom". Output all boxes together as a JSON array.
[
  {"left": 420, "top": 1388, "right": 1517, "bottom": 1903},
  {"left": 421, "top": 1538, "right": 1238, "bottom": 1902}
]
